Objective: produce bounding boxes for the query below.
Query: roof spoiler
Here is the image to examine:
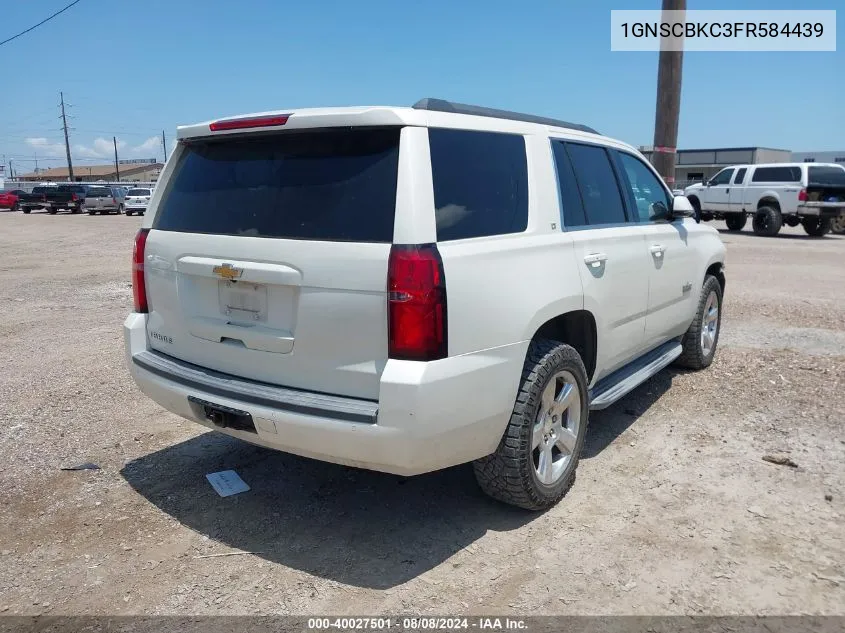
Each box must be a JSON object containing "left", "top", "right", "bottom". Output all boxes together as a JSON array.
[{"left": 412, "top": 98, "right": 599, "bottom": 135}]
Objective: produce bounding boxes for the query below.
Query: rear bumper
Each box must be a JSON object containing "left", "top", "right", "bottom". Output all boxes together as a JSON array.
[
  {"left": 124, "top": 313, "right": 524, "bottom": 476},
  {"left": 797, "top": 202, "right": 845, "bottom": 217}
]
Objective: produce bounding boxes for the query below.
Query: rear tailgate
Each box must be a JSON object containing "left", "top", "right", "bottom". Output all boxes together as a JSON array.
[
  {"left": 804, "top": 165, "right": 845, "bottom": 210},
  {"left": 143, "top": 127, "right": 401, "bottom": 400}
]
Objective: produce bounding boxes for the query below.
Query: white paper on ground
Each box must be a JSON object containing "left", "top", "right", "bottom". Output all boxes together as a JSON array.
[{"left": 205, "top": 470, "right": 250, "bottom": 497}]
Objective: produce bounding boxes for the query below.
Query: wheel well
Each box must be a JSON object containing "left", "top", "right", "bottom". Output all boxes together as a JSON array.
[
  {"left": 706, "top": 262, "right": 725, "bottom": 294},
  {"left": 532, "top": 310, "right": 597, "bottom": 382},
  {"left": 757, "top": 197, "right": 780, "bottom": 211}
]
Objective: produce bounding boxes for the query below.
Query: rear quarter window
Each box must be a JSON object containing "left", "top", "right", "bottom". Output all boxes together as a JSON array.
[
  {"left": 429, "top": 128, "right": 528, "bottom": 241},
  {"left": 153, "top": 128, "right": 400, "bottom": 242},
  {"left": 808, "top": 166, "right": 845, "bottom": 186},
  {"left": 751, "top": 166, "right": 801, "bottom": 183}
]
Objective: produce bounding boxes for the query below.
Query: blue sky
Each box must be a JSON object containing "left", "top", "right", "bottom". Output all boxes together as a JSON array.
[{"left": 1, "top": 0, "right": 842, "bottom": 174}]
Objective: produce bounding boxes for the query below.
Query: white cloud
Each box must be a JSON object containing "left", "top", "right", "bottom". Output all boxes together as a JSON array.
[
  {"left": 27, "top": 135, "right": 161, "bottom": 162},
  {"left": 25, "top": 137, "right": 66, "bottom": 158}
]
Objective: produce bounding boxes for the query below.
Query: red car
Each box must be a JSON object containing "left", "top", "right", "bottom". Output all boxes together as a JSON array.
[{"left": 0, "top": 190, "right": 25, "bottom": 211}]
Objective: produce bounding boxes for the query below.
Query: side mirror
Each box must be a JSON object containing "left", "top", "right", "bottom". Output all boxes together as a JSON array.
[{"left": 672, "top": 195, "right": 699, "bottom": 223}]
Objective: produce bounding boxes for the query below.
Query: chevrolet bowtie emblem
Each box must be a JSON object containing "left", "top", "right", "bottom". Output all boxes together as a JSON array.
[{"left": 212, "top": 263, "right": 243, "bottom": 280}]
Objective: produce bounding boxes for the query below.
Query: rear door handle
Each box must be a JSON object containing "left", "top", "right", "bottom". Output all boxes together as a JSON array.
[
  {"left": 650, "top": 244, "right": 666, "bottom": 257},
  {"left": 584, "top": 253, "right": 608, "bottom": 267}
]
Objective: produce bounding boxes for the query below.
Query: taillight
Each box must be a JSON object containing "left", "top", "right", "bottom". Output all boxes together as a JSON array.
[
  {"left": 798, "top": 189, "right": 808, "bottom": 202},
  {"left": 112, "top": 197, "right": 117, "bottom": 204},
  {"left": 209, "top": 114, "right": 290, "bottom": 131},
  {"left": 132, "top": 229, "right": 150, "bottom": 313},
  {"left": 71, "top": 193, "right": 78, "bottom": 202},
  {"left": 387, "top": 244, "right": 447, "bottom": 361}
]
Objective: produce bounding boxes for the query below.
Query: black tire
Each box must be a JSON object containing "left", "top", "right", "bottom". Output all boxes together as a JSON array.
[
  {"left": 47, "top": 208, "right": 57, "bottom": 215},
  {"left": 725, "top": 213, "right": 747, "bottom": 231},
  {"left": 22, "top": 208, "right": 31, "bottom": 214},
  {"left": 675, "top": 275, "right": 723, "bottom": 370},
  {"left": 125, "top": 210, "right": 133, "bottom": 216},
  {"left": 88, "top": 209, "right": 96, "bottom": 215},
  {"left": 473, "top": 339, "right": 589, "bottom": 511},
  {"left": 801, "top": 216, "right": 831, "bottom": 237},
  {"left": 752, "top": 206, "right": 782, "bottom": 236}
]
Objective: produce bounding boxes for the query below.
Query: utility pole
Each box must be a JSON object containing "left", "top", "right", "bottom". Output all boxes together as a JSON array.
[
  {"left": 652, "top": 0, "right": 685, "bottom": 187},
  {"left": 60, "top": 91, "right": 74, "bottom": 182},
  {"left": 161, "top": 130, "right": 168, "bottom": 162},
  {"left": 113, "top": 136, "right": 121, "bottom": 181},
  {"left": 8, "top": 160, "right": 13, "bottom": 179}
]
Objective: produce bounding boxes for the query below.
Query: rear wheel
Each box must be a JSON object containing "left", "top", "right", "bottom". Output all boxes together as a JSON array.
[
  {"left": 802, "top": 216, "right": 831, "bottom": 237},
  {"left": 752, "top": 206, "right": 782, "bottom": 236},
  {"left": 71, "top": 206, "right": 82, "bottom": 214},
  {"left": 22, "top": 208, "right": 31, "bottom": 214},
  {"left": 675, "top": 274, "right": 723, "bottom": 370},
  {"left": 48, "top": 208, "right": 57, "bottom": 215},
  {"left": 831, "top": 215, "right": 845, "bottom": 235},
  {"left": 126, "top": 210, "right": 134, "bottom": 216},
  {"left": 725, "top": 213, "right": 747, "bottom": 231},
  {"left": 473, "top": 340, "right": 589, "bottom": 511}
]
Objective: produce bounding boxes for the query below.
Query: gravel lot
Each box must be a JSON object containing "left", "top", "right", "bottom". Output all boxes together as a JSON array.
[{"left": 0, "top": 210, "right": 843, "bottom": 616}]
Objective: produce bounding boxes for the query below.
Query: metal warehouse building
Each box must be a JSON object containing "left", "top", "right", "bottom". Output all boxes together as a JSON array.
[
  {"left": 16, "top": 163, "right": 163, "bottom": 183},
  {"left": 639, "top": 147, "right": 792, "bottom": 187}
]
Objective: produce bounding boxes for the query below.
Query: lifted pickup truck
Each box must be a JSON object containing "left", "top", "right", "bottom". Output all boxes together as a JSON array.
[
  {"left": 17, "top": 186, "right": 56, "bottom": 213},
  {"left": 46, "top": 184, "right": 89, "bottom": 214},
  {"left": 684, "top": 163, "right": 845, "bottom": 237}
]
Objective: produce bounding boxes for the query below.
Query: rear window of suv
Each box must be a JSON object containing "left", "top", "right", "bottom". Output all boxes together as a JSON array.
[
  {"left": 429, "top": 128, "right": 528, "bottom": 241},
  {"left": 127, "top": 188, "right": 151, "bottom": 196},
  {"left": 153, "top": 128, "right": 400, "bottom": 242},
  {"left": 86, "top": 187, "right": 111, "bottom": 196}
]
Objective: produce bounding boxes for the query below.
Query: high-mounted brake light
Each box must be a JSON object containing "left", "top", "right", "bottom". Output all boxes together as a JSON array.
[
  {"left": 209, "top": 114, "right": 290, "bottom": 131},
  {"left": 387, "top": 244, "right": 447, "bottom": 361},
  {"left": 798, "top": 189, "right": 808, "bottom": 202},
  {"left": 132, "top": 228, "right": 150, "bottom": 313}
]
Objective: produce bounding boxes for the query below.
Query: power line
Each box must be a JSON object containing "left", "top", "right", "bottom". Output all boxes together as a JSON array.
[{"left": 0, "top": 0, "right": 84, "bottom": 47}]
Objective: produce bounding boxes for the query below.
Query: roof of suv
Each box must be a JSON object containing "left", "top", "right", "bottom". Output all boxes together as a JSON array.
[{"left": 175, "top": 98, "right": 628, "bottom": 149}]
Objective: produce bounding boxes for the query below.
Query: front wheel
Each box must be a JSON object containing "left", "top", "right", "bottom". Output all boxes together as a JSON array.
[
  {"left": 802, "top": 216, "right": 831, "bottom": 237},
  {"left": 675, "top": 275, "right": 723, "bottom": 370},
  {"left": 473, "top": 340, "right": 589, "bottom": 511},
  {"left": 725, "top": 213, "right": 747, "bottom": 231}
]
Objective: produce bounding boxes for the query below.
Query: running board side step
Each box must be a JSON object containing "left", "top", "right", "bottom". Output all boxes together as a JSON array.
[{"left": 588, "top": 341, "right": 682, "bottom": 410}]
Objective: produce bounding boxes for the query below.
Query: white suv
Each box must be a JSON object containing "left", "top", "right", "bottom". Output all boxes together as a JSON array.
[{"left": 124, "top": 99, "right": 726, "bottom": 510}]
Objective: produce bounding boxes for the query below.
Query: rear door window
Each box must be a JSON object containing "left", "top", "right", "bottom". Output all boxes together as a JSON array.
[
  {"left": 564, "top": 142, "right": 628, "bottom": 225},
  {"left": 733, "top": 168, "right": 747, "bottom": 184},
  {"left": 154, "top": 128, "right": 400, "bottom": 242},
  {"left": 551, "top": 141, "right": 587, "bottom": 228},
  {"left": 429, "top": 128, "right": 528, "bottom": 241}
]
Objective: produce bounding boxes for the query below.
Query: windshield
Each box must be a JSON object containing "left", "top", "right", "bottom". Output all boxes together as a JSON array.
[{"left": 808, "top": 166, "right": 845, "bottom": 186}]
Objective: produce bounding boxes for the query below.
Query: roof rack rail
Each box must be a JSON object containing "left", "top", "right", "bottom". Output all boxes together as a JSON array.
[{"left": 412, "top": 98, "right": 599, "bottom": 135}]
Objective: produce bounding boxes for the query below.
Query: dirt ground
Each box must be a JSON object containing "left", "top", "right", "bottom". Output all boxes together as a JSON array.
[{"left": 0, "top": 210, "right": 843, "bottom": 616}]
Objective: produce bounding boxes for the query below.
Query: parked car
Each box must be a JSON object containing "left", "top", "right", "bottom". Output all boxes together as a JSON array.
[
  {"left": 0, "top": 189, "right": 26, "bottom": 211},
  {"left": 684, "top": 163, "right": 845, "bottom": 237},
  {"left": 17, "top": 185, "right": 57, "bottom": 213},
  {"left": 124, "top": 99, "right": 726, "bottom": 510},
  {"left": 124, "top": 188, "right": 152, "bottom": 216},
  {"left": 84, "top": 186, "right": 123, "bottom": 214},
  {"left": 45, "top": 184, "right": 90, "bottom": 214}
]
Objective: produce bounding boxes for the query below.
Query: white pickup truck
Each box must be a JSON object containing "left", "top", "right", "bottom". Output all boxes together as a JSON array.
[{"left": 684, "top": 163, "right": 845, "bottom": 237}]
